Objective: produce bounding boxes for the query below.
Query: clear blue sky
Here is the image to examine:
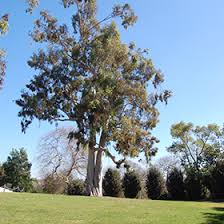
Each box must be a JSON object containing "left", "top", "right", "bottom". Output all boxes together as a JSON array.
[{"left": 1, "top": 0, "right": 224, "bottom": 175}]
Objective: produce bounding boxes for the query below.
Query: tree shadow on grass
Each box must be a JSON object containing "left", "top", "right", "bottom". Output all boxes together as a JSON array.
[{"left": 204, "top": 207, "right": 224, "bottom": 224}]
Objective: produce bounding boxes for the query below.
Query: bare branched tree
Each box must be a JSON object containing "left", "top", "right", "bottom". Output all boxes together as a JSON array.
[
  {"left": 37, "top": 127, "right": 87, "bottom": 183},
  {"left": 154, "top": 155, "right": 180, "bottom": 178}
]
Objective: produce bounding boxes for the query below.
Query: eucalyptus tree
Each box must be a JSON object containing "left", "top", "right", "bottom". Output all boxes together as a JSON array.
[{"left": 16, "top": 0, "right": 171, "bottom": 196}]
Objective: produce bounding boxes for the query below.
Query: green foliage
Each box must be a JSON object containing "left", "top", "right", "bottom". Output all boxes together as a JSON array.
[
  {"left": 145, "top": 166, "right": 166, "bottom": 200},
  {"left": 205, "top": 160, "right": 224, "bottom": 199},
  {"left": 67, "top": 179, "right": 85, "bottom": 195},
  {"left": 166, "top": 167, "right": 185, "bottom": 200},
  {"left": 2, "top": 148, "right": 32, "bottom": 192},
  {"left": 168, "top": 122, "right": 224, "bottom": 171},
  {"left": 122, "top": 170, "right": 141, "bottom": 198},
  {"left": 103, "top": 168, "right": 122, "bottom": 197},
  {"left": 16, "top": 0, "right": 170, "bottom": 170},
  {"left": 184, "top": 168, "right": 205, "bottom": 201}
]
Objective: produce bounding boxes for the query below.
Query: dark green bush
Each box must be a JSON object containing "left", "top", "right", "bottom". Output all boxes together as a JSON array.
[
  {"left": 103, "top": 168, "right": 122, "bottom": 197},
  {"left": 185, "top": 168, "right": 204, "bottom": 200},
  {"left": 122, "top": 170, "right": 141, "bottom": 198},
  {"left": 146, "top": 167, "right": 166, "bottom": 200},
  {"left": 67, "top": 179, "right": 85, "bottom": 196},
  {"left": 166, "top": 167, "right": 185, "bottom": 200},
  {"left": 206, "top": 160, "right": 224, "bottom": 199}
]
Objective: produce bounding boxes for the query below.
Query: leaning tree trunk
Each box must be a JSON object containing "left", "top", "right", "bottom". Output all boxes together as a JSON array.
[{"left": 86, "top": 147, "right": 103, "bottom": 196}]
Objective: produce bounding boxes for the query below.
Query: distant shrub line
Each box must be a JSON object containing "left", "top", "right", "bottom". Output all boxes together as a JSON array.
[{"left": 100, "top": 161, "right": 224, "bottom": 200}]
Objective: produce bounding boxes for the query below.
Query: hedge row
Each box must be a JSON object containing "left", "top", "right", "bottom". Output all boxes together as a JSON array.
[{"left": 33, "top": 160, "right": 224, "bottom": 200}]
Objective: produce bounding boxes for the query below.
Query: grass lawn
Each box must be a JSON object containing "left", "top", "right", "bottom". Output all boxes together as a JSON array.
[{"left": 0, "top": 193, "right": 224, "bottom": 224}]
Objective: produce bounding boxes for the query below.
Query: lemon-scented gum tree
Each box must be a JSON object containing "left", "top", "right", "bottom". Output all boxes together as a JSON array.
[{"left": 16, "top": 0, "right": 171, "bottom": 196}]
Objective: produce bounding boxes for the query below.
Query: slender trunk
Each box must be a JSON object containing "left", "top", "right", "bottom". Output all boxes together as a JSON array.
[{"left": 86, "top": 147, "right": 103, "bottom": 197}]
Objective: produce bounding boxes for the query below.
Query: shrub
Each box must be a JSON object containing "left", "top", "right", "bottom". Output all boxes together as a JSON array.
[
  {"left": 138, "top": 187, "right": 148, "bottom": 199},
  {"left": 146, "top": 167, "right": 166, "bottom": 200},
  {"left": 122, "top": 170, "right": 141, "bottom": 198},
  {"left": 31, "top": 179, "right": 43, "bottom": 193},
  {"left": 166, "top": 167, "right": 185, "bottom": 200},
  {"left": 159, "top": 191, "right": 168, "bottom": 200},
  {"left": 184, "top": 168, "right": 204, "bottom": 200},
  {"left": 42, "top": 175, "right": 66, "bottom": 194},
  {"left": 206, "top": 161, "right": 224, "bottom": 199},
  {"left": 103, "top": 168, "right": 122, "bottom": 197},
  {"left": 67, "top": 179, "right": 85, "bottom": 196}
]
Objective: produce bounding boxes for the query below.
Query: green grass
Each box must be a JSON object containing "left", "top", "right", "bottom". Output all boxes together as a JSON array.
[{"left": 0, "top": 193, "right": 224, "bottom": 224}]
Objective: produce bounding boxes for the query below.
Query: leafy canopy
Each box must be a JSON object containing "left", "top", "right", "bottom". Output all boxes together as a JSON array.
[{"left": 168, "top": 122, "right": 224, "bottom": 170}]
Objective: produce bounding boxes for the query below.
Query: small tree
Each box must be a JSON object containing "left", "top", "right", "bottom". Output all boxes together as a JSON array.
[
  {"left": 155, "top": 155, "right": 179, "bottom": 177},
  {"left": 67, "top": 179, "right": 85, "bottom": 196},
  {"left": 122, "top": 170, "right": 141, "bottom": 198},
  {"left": 3, "top": 148, "right": 32, "bottom": 191},
  {"left": 42, "top": 175, "right": 66, "bottom": 194},
  {"left": 103, "top": 168, "right": 122, "bottom": 197},
  {"left": 184, "top": 168, "right": 204, "bottom": 200},
  {"left": 166, "top": 167, "right": 185, "bottom": 200},
  {"left": 31, "top": 178, "right": 43, "bottom": 193},
  {"left": 146, "top": 166, "right": 166, "bottom": 200},
  {"left": 37, "top": 127, "right": 87, "bottom": 182}
]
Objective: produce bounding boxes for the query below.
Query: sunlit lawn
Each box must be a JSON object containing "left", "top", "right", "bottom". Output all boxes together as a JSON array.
[{"left": 0, "top": 193, "right": 224, "bottom": 224}]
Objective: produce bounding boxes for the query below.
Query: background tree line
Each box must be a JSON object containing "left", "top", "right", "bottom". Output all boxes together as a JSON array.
[{"left": 1, "top": 122, "right": 223, "bottom": 200}]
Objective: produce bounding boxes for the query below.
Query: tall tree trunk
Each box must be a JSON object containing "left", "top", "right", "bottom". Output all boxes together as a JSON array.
[{"left": 86, "top": 147, "right": 103, "bottom": 196}]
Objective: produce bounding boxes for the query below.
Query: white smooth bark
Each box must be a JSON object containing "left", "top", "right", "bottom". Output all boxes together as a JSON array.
[{"left": 86, "top": 147, "right": 103, "bottom": 196}]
